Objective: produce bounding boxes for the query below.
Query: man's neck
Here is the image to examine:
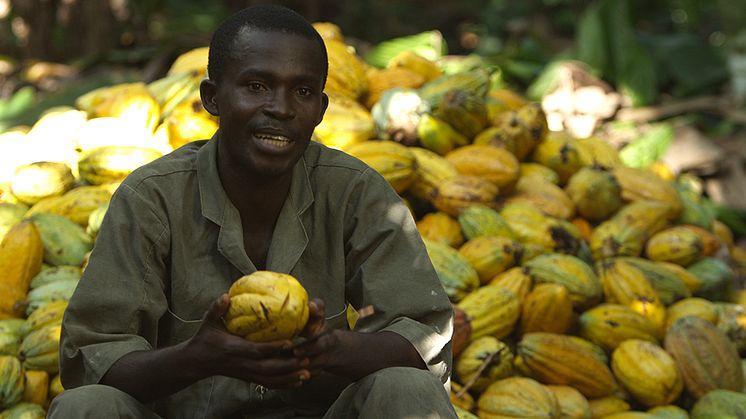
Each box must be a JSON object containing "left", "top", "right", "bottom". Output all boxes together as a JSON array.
[{"left": 217, "top": 154, "right": 293, "bottom": 218}]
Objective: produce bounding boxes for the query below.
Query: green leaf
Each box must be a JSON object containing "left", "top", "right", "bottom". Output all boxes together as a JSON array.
[
  {"left": 617, "top": 43, "right": 657, "bottom": 106},
  {"left": 526, "top": 61, "right": 565, "bottom": 101},
  {"left": 364, "top": 31, "right": 447, "bottom": 68},
  {"left": 0, "top": 86, "right": 36, "bottom": 120},
  {"left": 704, "top": 200, "right": 746, "bottom": 237},
  {"left": 619, "top": 123, "right": 673, "bottom": 168},
  {"left": 576, "top": 2, "right": 607, "bottom": 76}
]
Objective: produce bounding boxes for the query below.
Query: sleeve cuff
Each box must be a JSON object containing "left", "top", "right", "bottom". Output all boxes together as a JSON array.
[
  {"left": 381, "top": 317, "right": 451, "bottom": 383},
  {"left": 79, "top": 337, "right": 153, "bottom": 384}
]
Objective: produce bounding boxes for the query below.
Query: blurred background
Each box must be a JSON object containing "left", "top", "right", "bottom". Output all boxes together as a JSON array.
[{"left": 0, "top": 0, "right": 745, "bottom": 231}]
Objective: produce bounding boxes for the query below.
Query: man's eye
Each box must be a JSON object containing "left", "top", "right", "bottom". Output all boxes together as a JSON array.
[
  {"left": 297, "top": 87, "right": 312, "bottom": 96},
  {"left": 247, "top": 82, "right": 265, "bottom": 91}
]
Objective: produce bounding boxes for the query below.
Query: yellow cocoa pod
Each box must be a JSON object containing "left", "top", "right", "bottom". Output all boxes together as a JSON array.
[
  {"left": 531, "top": 131, "right": 583, "bottom": 185},
  {"left": 423, "top": 239, "right": 480, "bottom": 303},
  {"left": 458, "top": 236, "right": 521, "bottom": 284},
  {"left": 416, "top": 212, "right": 463, "bottom": 248},
  {"left": 590, "top": 201, "right": 671, "bottom": 261},
  {"left": 416, "top": 114, "right": 467, "bottom": 156},
  {"left": 224, "top": 271, "right": 309, "bottom": 342},
  {"left": 588, "top": 396, "right": 631, "bottom": 419},
  {"left": 408, "top": 147, "right": 458, "bottom": 201},
  {"left": 506, "top": 176, "right": 576, "bottom": 220},
  {"left": 520, "top": 283, "right": 574, "bottom": 335},
  {"left": 446, "top": 145, "right": 520, "bottom": 192},
  {"left": 612, "top": 167, "right": 682, "bottom": 219},
  {"left": 387, "top": 50, "right": 442, "bottom": 82},
  {"left": 646, "top": 405, "right": 688, "bottom": 419},
  {"left": 565, "top": 166, "right": 623, "bottom": 222},
  {"left": 312, "top": 22, "right": 344, "bottom": 43},
  {"left": 0, "top": 221, "right": 43, "bottom": 319},
  {"left": 519, "top": 163, "right": 559, "bottom": 185},
  {"left": 456, "top": 336, "right": 513, "bottom": 392},
  {"left": 489, "top": 89, "right": 529, "bottom": 111},
  {"left": 655, "top": 261, "right": 703, "bottom": 294},
  {"left": 324, "top": 40, "right": 368, "bottom": 101},
  {"left": 524, "top": 253, "right": 602, "bottom": 310},
  {"left": 49, "top": 374, "right": 64, "bottom": 399},
  {"left": 457, "top": 285, "right": 520, "bottom": 340},
  {"left": 478, "top": 377, "right": 559, "bottom": 419},
  {"left": 75, "top": 82, "right": 160, "bottom": 132},
  {"left": 432, "top": 175, "right": 499, "bottom": 217},
  {"left": 21, "top": 370, "right": 48, "bottom": 406},
  {"left": 665, "top": 297, "right": 719, "bottom": 331},
  {"left": 488, "top": 267, "right": 532, "bottom": 303},
  {"left": 596, "top": 259, "right": 667, "bottom": 336},
  {"left": 26, "top": 184, "right": 116, "bottom": 227},
  {"left": 711, "top": 219, "right": 734, "bottom": 251},
  {"left": 457, "top": 204, "right": 515, "bottom": 241},
  {"left": 517, "top": 332, "right": 618, "bottom": 398},
  {"left": 679, "top": 224, "right": 722, "bottom": 256},
  {"left": 78, "top": 146, "right": 163, "bottom": 186},
  {"left": 475, "top": 111, "right": 533, "bottom": 160},
  {"left": 575, "top": 137, "right": 622, "bottom": 169},
  {"left": 11, "top": 162, "right": 74, "bottom": 205},
  {"left": 0, "top": 355, "right": 24, "bottom": 409},
  {"left": 364, "top": 67, "right": 426, "bottom": 109},
  {"left": 580, "top": 303, "right": 658, "bottom": 352},
  {"left": 611, "top": 339, "right": 682, "bottom": 407},
  {"left": 450, "top": 382, "right": 475, "bottom": 412},
  {"left": 515, "top": 103, "right": 548, "bottom": 145},
  {"left": 500, "top": 203, "right": 582, "bottom": 255},
  {"left": 344, "top": 140, "right": 417, "bottom": 193},
  {"left": 315, "top": 93, "right": 375, "bottom": 150},
  {"left": 547, "top": 385, "right": 592, "bottom": 419},
  {"left": 645, "top": 226, "right": 705, "bottom": 267}
]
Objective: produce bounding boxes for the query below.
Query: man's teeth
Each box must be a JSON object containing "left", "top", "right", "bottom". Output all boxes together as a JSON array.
[{"left": 256, "top": 134, "right": 291, "bottom": 147}]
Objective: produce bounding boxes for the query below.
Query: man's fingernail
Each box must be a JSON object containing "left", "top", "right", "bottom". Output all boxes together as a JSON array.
[{"left": 299, "top": 372, "right": 309, "bottom": 380}]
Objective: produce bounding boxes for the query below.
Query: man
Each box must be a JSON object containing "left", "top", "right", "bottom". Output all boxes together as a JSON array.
[{"left": 48, "top": 4, "right": 456, "bottom": 418}]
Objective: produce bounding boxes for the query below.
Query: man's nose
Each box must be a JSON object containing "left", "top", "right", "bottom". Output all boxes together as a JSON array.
[{"left": 263, "top": 90, "right": 295, "bottom": 120}]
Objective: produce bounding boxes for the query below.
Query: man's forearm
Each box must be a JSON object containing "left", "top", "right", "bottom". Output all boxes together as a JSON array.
[
  {"left": 325, "top": 330, "right": 426, "bottom": 380},
  {"left": 100, "top": 341, "right": 205, "bottom": 403}
]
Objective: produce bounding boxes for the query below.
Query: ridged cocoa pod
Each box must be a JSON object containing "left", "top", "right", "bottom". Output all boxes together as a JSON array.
[
  {"left": 416, "top": 212, "right": 464, "bottom": 248},
  {"left": 565, "top": 166, "right": 623, "bottom": 222},
  {"left": 477, "top": 377, "right": 559, "bottom": 419},
  {"left": 457, "top": 285, "right": 520, "bottom": 340},
  {"left": 579, "top": 304, "right": 658, "bottom": 352},
  {"left": 456, "top": 336, "right": 513, "bottom": 392},
  {"left": 432, "top": 175, "right": 500, "bottom": 217},
  {"left": 611, "top": 339, "right": 682, "bottom": 407},
  {"left": 516, "top": 333, "right": 618, "bottom": 398},
  {"left": 0, "top": 221, "right": 43, "bottom": 319},
  {"left": 458, "top": 236, "right": 521, "bottom": 284},
  {"left": 506, "top": 176, "right": 576, "bottom": 220},
  {"left": 445, "top": 145, "right": 520, "bottom": 193},
  {"left": 664, "top": 316, "right": 744, "bottom": 399},
  {"left": 520, "top": 283, "right": 574, "bottom": 335},
  {"left": 423, "top": 239, "right": 479, "bottom": 303}
]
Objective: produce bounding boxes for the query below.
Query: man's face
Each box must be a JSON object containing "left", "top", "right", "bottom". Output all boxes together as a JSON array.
[{"left": 208, "top": 28, "right": 328, "bottom": 178}]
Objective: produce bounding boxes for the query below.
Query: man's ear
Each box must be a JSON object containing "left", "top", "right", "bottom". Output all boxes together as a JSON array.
[
  {"left": 200, "top": 79, "right": 219, "bottom": 116},
  {"left": 315, "top": 92, "right": 329, "bottom": 125}
]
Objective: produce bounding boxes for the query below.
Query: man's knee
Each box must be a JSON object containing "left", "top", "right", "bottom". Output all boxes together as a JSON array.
[
  {"left": 360, "top": 366, "right": 446, "bottom": 396},
  {"left": 48, "top": 384, "right": 158, "bottom": 419}
]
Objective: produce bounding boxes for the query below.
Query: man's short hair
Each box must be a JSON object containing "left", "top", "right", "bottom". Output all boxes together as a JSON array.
[{"left": 207, "top": 4, "right": 328, "bottom": 85}]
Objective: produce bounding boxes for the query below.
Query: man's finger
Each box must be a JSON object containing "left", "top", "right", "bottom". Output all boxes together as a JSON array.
[{"left": 204, "top": 293, "right": 230, "bottom": 325}]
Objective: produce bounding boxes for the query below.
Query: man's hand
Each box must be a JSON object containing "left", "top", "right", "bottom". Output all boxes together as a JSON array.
[
  {"left": 292, "top": 299, "right": 342, "bottom": 377},
  {"left": 186, "top": 294, "right": 311, "bottom": 388}
]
